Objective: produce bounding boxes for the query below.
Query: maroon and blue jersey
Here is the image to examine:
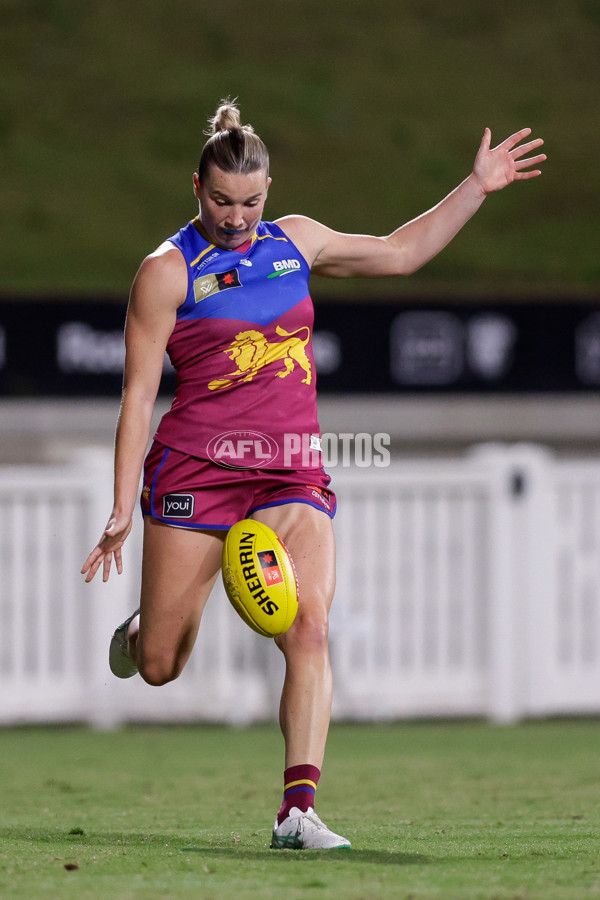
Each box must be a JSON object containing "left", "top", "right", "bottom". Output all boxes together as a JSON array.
[{"left": 154, "top": 218, "right": 321, "bottom": 469}]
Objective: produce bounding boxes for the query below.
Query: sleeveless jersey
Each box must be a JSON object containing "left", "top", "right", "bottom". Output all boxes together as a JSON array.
[{"left": 154, "top": 218, "right": 321, "bottom": 470}]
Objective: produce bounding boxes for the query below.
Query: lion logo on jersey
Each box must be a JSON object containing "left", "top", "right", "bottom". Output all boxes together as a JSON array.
[{"left": 208, "top": 326, "right": 312, "bottom": 391}]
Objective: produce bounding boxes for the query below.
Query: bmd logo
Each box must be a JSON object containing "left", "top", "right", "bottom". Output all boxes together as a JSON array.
[
  {"left": 268, "top": 259, "right": 301, "bottom": 278},
  {"left": 207, "top": 431, "right": 279, "bottom": 469},
  {"left": 163, "top": 493, "right": 195, "bottom": 518}
]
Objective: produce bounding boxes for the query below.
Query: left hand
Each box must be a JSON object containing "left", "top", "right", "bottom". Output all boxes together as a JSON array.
[
  {"left": 81, "top": 513, "right": 133, "bottom": 583},
  {"left": 473, "top": 127, "right": 546, "bottom": 195}
]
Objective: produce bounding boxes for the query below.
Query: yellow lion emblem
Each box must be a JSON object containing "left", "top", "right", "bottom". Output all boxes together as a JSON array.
[{"left": 208, "top": 326, "right": 312, "bottom": 391}]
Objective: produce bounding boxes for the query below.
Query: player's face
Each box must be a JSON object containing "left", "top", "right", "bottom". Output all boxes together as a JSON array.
[{"left": 194, "top": 166, "right": 271, "bottom": 249}]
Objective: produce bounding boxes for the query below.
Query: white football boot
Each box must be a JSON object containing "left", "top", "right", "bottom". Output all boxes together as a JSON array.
[
  {"left": 270, "top": 807, "right": 351, "bottom": 850},
  {"left": 108, "top": 609, "right": 140, "bottom": 678}
]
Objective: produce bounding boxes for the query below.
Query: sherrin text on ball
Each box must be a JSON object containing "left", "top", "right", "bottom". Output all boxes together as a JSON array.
[{"left": 222, "top": 519, "right": 299, "bottom": 637}]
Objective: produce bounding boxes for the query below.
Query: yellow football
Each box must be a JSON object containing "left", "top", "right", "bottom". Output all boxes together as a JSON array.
[{"left": 222, "top": 519, "right": 299, "bottom": 637}]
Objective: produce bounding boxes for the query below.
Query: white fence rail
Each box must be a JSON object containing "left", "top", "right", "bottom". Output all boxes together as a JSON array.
[{"left": 1, "top": 444, "right": 600, "bottom": 727}]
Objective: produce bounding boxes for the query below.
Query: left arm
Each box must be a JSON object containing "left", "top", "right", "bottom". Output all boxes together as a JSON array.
[{"left": 278, "top": 127, "right": 545, "bottom": 278}]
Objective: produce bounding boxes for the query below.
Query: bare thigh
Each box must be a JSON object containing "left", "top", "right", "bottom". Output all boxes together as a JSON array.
[{"left": 136, "top": 517, "right": 225, "bottom": 684}]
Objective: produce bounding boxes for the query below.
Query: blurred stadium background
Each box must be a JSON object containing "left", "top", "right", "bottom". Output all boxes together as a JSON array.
[{"left": 1, "top": 0, "right": 600, "bottom": 726}]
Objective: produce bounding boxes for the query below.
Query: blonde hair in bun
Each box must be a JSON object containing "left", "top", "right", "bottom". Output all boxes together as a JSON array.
[{"left": 199, "top": 98, "right": 268, "bottom": 179}]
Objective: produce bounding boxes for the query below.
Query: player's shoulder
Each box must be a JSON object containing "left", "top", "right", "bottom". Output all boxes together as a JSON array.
[
  {"left": 275, "top": 214, "right": 328, "bottom": 237},
  {"left": 131, "top": 241, "right": 187, "bottom": 310},
  {"left": 145, "top": 239, "right": 185, "bottom": 264},
  {"left": 274, "top": 215, "right": 332, "bottom": 267},
  {"left": 138, "top": 241, "right": 185, "bottom": 278}
]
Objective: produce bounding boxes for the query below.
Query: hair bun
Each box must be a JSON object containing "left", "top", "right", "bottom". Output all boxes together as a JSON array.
[
  {"left": 208, "top": 98, "right": 255, "bottom": 135},
  {"left": 198, "top": 99, "right": 268, "bottom": 177}
]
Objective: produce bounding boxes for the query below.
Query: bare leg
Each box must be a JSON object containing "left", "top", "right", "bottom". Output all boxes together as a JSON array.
[
  {"left": 252, "top": 504, "right": 336, "bottom": 769},
  {"left": 130, "top": 518, "right": 225, "bottom": 686}
]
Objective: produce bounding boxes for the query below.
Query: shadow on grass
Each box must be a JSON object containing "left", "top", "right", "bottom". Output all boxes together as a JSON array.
[
  {"left": 0, "top": 827, "right": 428, "bottom": 866},
  {"left": 180, "top": 846, "right": 427, "bottom": 865}
]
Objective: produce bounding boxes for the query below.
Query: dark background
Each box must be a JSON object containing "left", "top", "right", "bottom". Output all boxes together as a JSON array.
[
  {"left": 2, "top": 298, "right": 600, "bottom": 396},
  {"left": 1, "top": 1, "right": 599, "bottom": 397}
]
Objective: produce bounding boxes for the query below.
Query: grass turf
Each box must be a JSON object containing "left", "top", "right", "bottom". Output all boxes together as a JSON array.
[{"left": 1, "top": 721, "right": 599, "bottom": 899}]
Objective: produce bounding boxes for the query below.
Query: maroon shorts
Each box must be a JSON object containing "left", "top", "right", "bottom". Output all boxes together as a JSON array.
[{"left": 140, "top": 442, "right": 336, "bottom": 530}]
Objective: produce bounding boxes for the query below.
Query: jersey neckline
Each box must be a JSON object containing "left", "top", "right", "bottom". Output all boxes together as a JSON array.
[{"left": 192, "top": 216, "right": 257, "bottom": 255}]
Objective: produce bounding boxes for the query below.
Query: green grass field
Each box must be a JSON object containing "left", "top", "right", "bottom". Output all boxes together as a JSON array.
[{"left": 1, "top": 721, "right": 599, "bottom": 899}]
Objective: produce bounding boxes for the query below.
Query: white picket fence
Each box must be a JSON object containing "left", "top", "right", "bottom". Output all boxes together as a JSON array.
[{"left": 1, "top": 444, "right": 600, "bottom": 727}]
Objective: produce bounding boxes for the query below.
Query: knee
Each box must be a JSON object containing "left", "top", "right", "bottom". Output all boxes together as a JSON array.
[
  {"left": 138, "top": 653, "right": 182, "bottom": 687},
  {"left": 276, "top": 606, "right": 330, "bottom": 655}
]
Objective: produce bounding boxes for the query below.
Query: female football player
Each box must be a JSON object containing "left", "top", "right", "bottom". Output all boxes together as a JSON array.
[{"left": 82, "top": 99, "right": 545, "bottom": 850}]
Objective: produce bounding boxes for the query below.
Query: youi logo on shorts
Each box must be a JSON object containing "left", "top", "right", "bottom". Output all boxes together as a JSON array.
[
  {"left": 163, "top": 493, "right": 195, "bottom": 518},
  {"left": 207, "top": 430, "right": 279, "bottom": 469},
  {"left": 268, "top": 259, "right": 302, "bottom": 278}
]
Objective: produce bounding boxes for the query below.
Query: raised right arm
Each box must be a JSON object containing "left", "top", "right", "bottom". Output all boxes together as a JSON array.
[{"left": 81, "top": 243, "right": 187, "bottom": 582}]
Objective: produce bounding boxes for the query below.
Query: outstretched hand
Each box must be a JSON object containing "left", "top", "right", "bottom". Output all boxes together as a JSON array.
[
  {"left": 81, "top": 514, "right": 133, "bottom": 583},
  {"left": 473, "top": 127, "right": 546, "bottom": 195}
]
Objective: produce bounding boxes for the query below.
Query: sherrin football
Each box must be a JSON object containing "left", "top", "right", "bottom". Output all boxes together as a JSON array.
[{"left": 222, "top": 519, "right": 299, "bottom": 637}]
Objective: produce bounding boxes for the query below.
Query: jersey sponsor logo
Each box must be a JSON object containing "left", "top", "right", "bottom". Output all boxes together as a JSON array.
[
  {"left": 208, "top": 326, "right": 312, "bottom": 390},
  {"left": 193, "top": 268, "right": 242, "bottom": 303},
  {"left": 268, "top": 259, "right": 302, "bottom": 278},
  {"left": 162, "top": 493, "right": 195, "bottom": 518}
]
